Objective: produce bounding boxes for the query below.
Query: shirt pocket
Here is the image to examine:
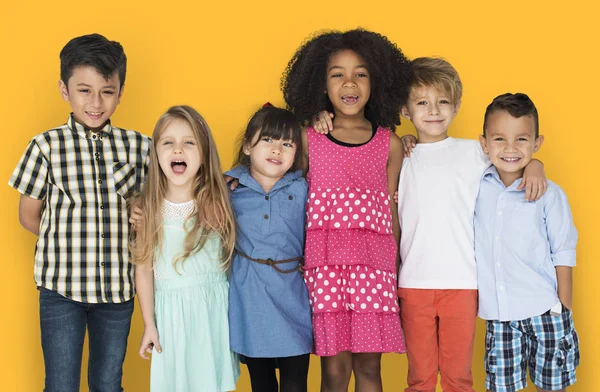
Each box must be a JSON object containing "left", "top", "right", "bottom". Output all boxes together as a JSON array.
[
  {"left": 112, "top": 162, "right": 137, "bottom": 200},
  {"left": 278, "top": 192, "right": 306, "bottom": 220}
]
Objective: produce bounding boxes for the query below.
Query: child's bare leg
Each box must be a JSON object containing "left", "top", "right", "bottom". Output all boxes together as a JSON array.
[
  {"left": 320, "top": 351, "right": 352, "bottom": 392},
  {"left": 353, "top": 352, "right": 382, "bottom": 392}
]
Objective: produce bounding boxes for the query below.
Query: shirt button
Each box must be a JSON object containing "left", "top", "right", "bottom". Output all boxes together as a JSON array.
[
  {"left": 499, "top": 285, "right": 504, "bottom": 291},
  {"left": 96, "top": 157, "right": 100, "bottom": 161},
  {"left": 264, "top": 214, "right": 269, "bottom": 219},
  {"left": 101, "top": 233, "right": 105, "bottom": 238},
  {"left": 289, "top": 195, "right": 294, "bottom": 200},
  {"left": 92, "top": 135, "right": 97, "bottom": 139},
  {"left": 100, "top": 205, "right": 104, "bottom": 209},
  {"left": 101, "top": 262, "right": 105, "bottom": 267},
  {"left": 495, "top": 236, "right": 500, "bottom": 241},
  {"left": 497, "top": 263, "right": 501, "bottom": 267},
  {"left": 265, "top": 196, "right": 269, "bottom": 200},
  {"left": 98, "top": 180, "right": 102, "bottom": 184},
  {"left": 95, "top": 152, "right": 100, "bottom": 157},
  {"left": 497, "top": 211, "right": 502, "bottom": 216}
]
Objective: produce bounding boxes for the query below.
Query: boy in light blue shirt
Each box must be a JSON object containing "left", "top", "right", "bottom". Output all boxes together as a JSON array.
[{"left": 475, "top": 93, "right": 579, "bottom": 392}]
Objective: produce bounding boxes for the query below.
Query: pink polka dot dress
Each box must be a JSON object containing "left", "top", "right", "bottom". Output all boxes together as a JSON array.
[{"left": 304, "top": 126, "right": 406, "bottom": 356}]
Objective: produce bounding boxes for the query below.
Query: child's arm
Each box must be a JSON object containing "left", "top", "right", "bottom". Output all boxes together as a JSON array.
[
  {"left": 519, "top": 159, "right": 547, "bottom": 201},
  {"left": 387, "top": 133, "right": 404, "bottom": 270},
  {"left": 19, "top": 194, "right": 43, "bottom": 236},
  {"left": 135, "top": 263, "right": 162, "bottom": 359},
  {"left": 545, "top": 185, "right": 578, "bottom": 311},
  {"left": 556, "top": 266, "right": 573, "bottom": 310}
]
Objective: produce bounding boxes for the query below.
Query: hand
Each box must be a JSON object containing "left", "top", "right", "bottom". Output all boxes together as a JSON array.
[
  {"left": 400, "top": 134, "right": 417, "bottom": 156},
  {"left": 393, "top": 191, "right": 399, "bottom": 204},
  {"left": 518, "top": 159, "right": 547, "bottom": 201},
  {"left": 312, "top": 111, "right": 334, "bottom": 134},
  {"left": 129, "top": 202, "right": 144, "bottom": 232},
  {"left": 139, "top": 325, "right": 162, "bottom": 360},
  {"left": 224, "top": 174, "right": 239, "bottom": 191}
]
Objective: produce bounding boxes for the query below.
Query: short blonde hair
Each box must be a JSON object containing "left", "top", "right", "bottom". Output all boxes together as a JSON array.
[{"left": 411, "top": 57, "right": 462, "bottom": 104}]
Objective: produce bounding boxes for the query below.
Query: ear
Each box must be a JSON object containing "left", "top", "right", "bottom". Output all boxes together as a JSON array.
[
  {"left": 117, "top": 84, "right": 125, "bottom": 103},
  {"left": 242, "top": 140, "right": 250, "bottom": 156},
  {"left": 479, "top": 134, "right": 489, "bottom": 153},
  {"left": 533, "top": 135, "right": 544, "bottom": 152},
  {"left": 454, "top": 100, "right": 462, "bottom": 114},
  {"left": 58, "top": 80, "right": 69, "bottom": 102},
  {"left": 401, "top": 106, "right": 410, "bottom": 120}
]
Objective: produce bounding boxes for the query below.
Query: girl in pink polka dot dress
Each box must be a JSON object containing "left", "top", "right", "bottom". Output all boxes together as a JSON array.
[{"left": 282, "top": 29, "right": 413, "bottom": 390}]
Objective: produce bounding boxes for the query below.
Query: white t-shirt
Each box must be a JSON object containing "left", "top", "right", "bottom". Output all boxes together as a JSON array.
[{"left": 397, "top": 137, "right": 490, "bottom": 289}]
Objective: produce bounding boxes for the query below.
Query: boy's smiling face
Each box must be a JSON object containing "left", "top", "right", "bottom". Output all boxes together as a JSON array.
[
  {"left": 59, "top": 66, "right": 122, "bottom": 130},
  {"left": 480, "top": 110, "right": 544, "bottom": 187},
  {"left": 401, "top": 85, "right": 460, "bottom": 143}
]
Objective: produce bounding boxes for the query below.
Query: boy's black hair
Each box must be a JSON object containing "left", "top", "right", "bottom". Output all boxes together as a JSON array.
[
  {"left": 233, "top": 105, "right": 303, "bottom": 172},
  {"left": 60, "top": 33, "right": 127, "bottom": 88},
  {"left": 483, "top": 93, "right": 539, "bottom": 138},
  {"left": 281, "top": 28, "right": 413, "bottom": 131}
]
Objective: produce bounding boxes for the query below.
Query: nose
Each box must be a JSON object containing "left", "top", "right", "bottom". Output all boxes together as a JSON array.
[
  {"left": 504, "top": 140, "right": 517, "bottom": 152},
  {"left": 271, "top": 144, "right": 282, "bottom": 155},
  {"left": 173, "top": 142, "right": 184, "bottom": 153},
  {"left": 342, "top": 76, "right": 357, "bottom": 88},
  {"left": 90, "top": 92, "right": 102, "bottom": 108},
  {"left": 429, "top": 102, "right": 439, "bottom": 116}
]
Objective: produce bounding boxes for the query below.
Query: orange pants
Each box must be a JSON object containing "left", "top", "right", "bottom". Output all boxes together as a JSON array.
[{"left": 397, "top": 288, "right": 477, "bottom": 392}]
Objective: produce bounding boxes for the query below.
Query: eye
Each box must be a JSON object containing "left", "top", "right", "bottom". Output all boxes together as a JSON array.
[
  {"left": 78, "top": 89, "right": 90, "bottom": 93},
  {"left": 440, "top": 99, "right": 450, "bottom": 104},
  {"left": 330, "top": 73, "right": 343, "bottom": 78},
  {"left": 283, "top": 142, "right": 295, "bottom": 148},
  {"left": 185, "top": 140, "right": 195, "bottom": 145},
  {"left": 493, "top": 137, "right": 504, "bottom": 141},
  {"left": 356, "top": 72, "right": 368, "bottom": 78},
  {"left": 417, "top": 101, "right": 427, "bottom": 105},
  {"left": 517, "top": 137, "right": 528, "bottom": 142},
  {"left": 102, "top": 91, "right": 115, "bottom": 95},
  {"left": 261, "top": 137, "right": 272, "bottom": 143},
  {"left": 162, "top": 140, "right": 173, "bottom": 145}
]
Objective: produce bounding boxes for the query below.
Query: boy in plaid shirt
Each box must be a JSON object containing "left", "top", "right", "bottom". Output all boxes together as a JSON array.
[{"left": 9, "top": 33, "right": 150, "bottom": 392}]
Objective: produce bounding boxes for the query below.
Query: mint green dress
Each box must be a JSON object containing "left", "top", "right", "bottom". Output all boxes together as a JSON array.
[{"left": 150, "top": 200, "right": 239, "bottom": 392}]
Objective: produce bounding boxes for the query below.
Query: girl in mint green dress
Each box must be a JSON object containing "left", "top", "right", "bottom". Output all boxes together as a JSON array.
[{"left": 132, "top": 105, "right": 239, "bottom": 392}]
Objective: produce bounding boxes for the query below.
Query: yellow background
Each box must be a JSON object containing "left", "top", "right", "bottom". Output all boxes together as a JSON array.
[{"left": 1, "top": 0, "right": 597, "bottom": 390}]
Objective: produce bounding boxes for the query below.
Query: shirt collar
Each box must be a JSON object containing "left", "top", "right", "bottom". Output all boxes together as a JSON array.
[
  {"left": 483, "top": 165, "right": 524, "bottom": 191},
  {"left": 225, "top": 165, "right": 302, "bottom": 195},
  {"left": 67, "top": 113, "right": 112, "bottom": 140}
]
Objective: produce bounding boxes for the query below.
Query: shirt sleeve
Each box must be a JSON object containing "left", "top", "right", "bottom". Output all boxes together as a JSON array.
[
  {"left": 544, "top": 186, "right": 578, "bottom": 267},
  {"left": 8, "top": 138, "right": 49, "bottom": 200}
]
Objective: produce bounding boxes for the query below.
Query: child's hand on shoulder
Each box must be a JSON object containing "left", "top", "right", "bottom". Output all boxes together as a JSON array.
[
  {"left": 139, "top": 325, "right": 162, "bottom": 360},
  {"left": 312, "top": 111, "right": 334, "bottom": 134},
  {"left": 224, "top": 174, "right": 239, "bottom": 191},
  {"left": 400, "top": 134, "right": 417, "bottom": 156},
  {"left": 519, "top": 159, "right": 548, "bottom": 201}
]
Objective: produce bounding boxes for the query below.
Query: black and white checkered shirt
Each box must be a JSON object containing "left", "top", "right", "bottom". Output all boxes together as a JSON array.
[{"left": 9, "top": 114, "right": 151, "bottom": 303}]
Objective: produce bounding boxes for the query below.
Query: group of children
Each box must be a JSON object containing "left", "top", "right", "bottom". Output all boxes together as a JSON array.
[{"left": 9, "top": 29, "right": 579, "bottom": 392}]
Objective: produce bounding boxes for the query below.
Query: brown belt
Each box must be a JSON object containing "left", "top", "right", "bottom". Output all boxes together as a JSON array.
[{"left": 235, "top": 249, "right": 304, "bottom": 274}]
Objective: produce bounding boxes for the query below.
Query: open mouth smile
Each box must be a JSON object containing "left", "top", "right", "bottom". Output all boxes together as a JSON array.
[
  {"left": 341, "top": 95, "right": 359, "bottom": 104},
  {"left": 171, "top": 160, "right": 187, "bottom": 173}
]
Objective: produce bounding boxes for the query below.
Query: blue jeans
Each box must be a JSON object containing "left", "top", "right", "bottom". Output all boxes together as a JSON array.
[{"left": 39, "top": 288, "right": 134, "bottom": 392}]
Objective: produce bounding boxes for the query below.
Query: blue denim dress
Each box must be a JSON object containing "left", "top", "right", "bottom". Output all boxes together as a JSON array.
[{"left": 226, "top": 166, "right": 313, "bottom": 358}]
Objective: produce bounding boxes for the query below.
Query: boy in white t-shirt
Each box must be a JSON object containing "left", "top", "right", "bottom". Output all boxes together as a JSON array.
[{"left": 395, "top": 58, "right": 546, "bottom": 392}]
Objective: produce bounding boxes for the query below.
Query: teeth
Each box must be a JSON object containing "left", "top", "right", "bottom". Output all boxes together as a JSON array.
[{"left": 503, "top": 158, "right": 520, "bottom": 162}]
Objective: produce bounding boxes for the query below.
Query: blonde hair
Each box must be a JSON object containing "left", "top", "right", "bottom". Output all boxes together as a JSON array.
[
  {"left": 131, "top": 105, "right": 236, "bottom": 271},
  {"left": 411, "top": 57, "right": 463, "bottom": 104}
]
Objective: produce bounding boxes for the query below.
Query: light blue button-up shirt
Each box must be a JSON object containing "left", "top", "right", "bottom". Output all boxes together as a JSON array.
[{"left": 475, "top": 166, "right": 577, "bottom": 322}]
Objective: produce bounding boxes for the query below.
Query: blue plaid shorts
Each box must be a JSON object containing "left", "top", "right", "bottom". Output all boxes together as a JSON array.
[{"left": 485, "top": 307, "right": 579, "bottom": 392}]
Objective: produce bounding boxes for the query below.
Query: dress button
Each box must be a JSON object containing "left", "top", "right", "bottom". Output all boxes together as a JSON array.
[
  {"left": 264, "top": 214, "right": 269, "bottom": 219},
  {"left": 289, "top": 195, "right": 294, "bottom": 200},
  {"left": 265, "top": 196, "right": 269, "bottom": 200}
]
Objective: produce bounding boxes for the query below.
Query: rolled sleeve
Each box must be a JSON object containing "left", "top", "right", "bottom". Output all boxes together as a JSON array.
[
  {"left": 8, "top": 139, "right": 49, "bottom": 200},
  {"left": 545, "top": 186, "right": 578, "bottom": 267}
]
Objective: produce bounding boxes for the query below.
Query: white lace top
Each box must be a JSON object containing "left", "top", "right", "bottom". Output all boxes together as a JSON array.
[{"left": 163, "top": 199, "right": 195, "bottom": 221}]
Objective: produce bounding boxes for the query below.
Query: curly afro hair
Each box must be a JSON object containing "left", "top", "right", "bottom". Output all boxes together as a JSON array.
[{"left": 281, "top": 28, "right": 413, "bottom": 131}]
